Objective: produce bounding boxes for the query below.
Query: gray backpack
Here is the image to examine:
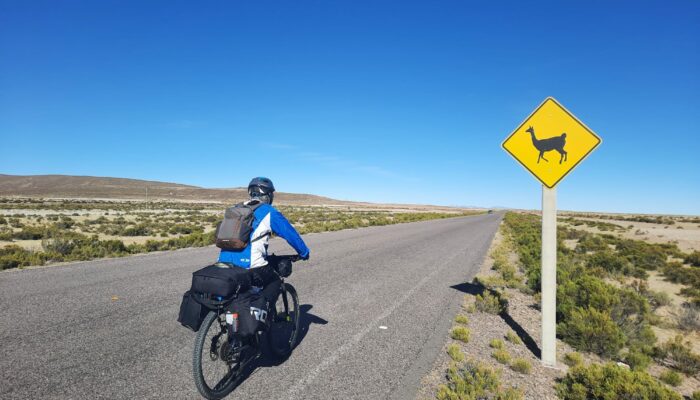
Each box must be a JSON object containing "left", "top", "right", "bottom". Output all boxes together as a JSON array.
[{"left": 215, "top": 200, "right": 265, "bottom": 251}]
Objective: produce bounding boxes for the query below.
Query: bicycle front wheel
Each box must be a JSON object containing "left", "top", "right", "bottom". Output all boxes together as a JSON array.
[
  {"left": 193, "top": 311, "right": 240, "bottom": 400},
  {"left": 267, "top": 283, "right": 300, "bottom": 357}
]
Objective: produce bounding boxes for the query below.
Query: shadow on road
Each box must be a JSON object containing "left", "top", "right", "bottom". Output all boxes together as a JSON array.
[
  {"left": 450, "top": 281, "right": 541, "bottom": 358},
  {"left": 228, "top": 304, "right": 328, "bottom": 390}
]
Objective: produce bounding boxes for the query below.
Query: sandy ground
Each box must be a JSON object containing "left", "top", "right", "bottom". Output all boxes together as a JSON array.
[{"left": 562, "top": 216, "right": 700, "bottom": 253}]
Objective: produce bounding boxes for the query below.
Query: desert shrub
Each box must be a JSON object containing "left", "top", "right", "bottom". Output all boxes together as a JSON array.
[
  {"left": 0, "top": 245, "right": 45, "bottom": 269},
  {"left": 505, "top": 330, "right": 522, "bottom": 345},
  {"left": 475, "top": 289, "right": 507, "bottom": 314},
  {"left": 475, "top": 275, "right": 508, "bottom": 289},
  {"left": 654, "top": 335, "right": 700, "bottom": 375},
  {"left": 662, "top": 262, "right": 700, "bottom": 293},
  {"left": 677, "top": 304, "right": 700, "bottom": 331},
  {"left": 680, "top": 287, "right": 700, "bottom": 306},
  {"left": 447, "top": 344, "right": 464, "bottom": 362},
  {"left": 455, "top": 315, "right": 469, "bottom": 325},
  {"left": 437, "top": 359, "right": 500, "bottom": 400},
  {"left": 510, "top": 358, "right": 531, "bottom": 374},
  {"left": 586, "top": 250, "right": 639, "bottom": 277},
  {"left": 0, "top": 216, "right": 6, "bottom": 224},
  {"left": 558, "top": 307, "right": 625, "bottom": 358},
  {"left": 489, "top": 339, "right": 505, "bottom": 350},
  {"left": 464, "top": 303, "right": 476, "bottom": 313},
  {"left": 686, "top": 251, "right": 700, "bottom": 267},
  {"left": 168, "top": 224, "right": 201, "bottom": 235},
  {"left": 557, "top": 273, "right": 654, "bottom": 353},
  {"left": 616, "top": 239, "right": 676, "bottom": 270},
  {"left": 492, "top": 349, "right": 511, "bottom": 364},
  {"left": 436, "top": 358, "right": 523, "bottom": 400},
  {"left": 658, "top": 370, "right": 682, "bottom": 387},
  {"left": 645, "top": 290, "right": 672, "bottom": 309},
  {"left": 451, "top": 327, "right": 471, "bottom": 343},
  {"left": 563, "top": 352, "right": 583, "bottom": 368},
  {"left": 14, "top": 225, "right": 47, "bottom": 240},
  {"left": 122, "top": 224, "right": 152, "bottom": 236},
  {"left": 692, "top": 391, "right": 700, "bottom": 400},
  {"left": 577, "top": 234, "right": 609, "bottom": 253},
  {"left": 41, "top": 237, "right": 76, "bottom": 255},
  {"left": 624, "top": 349, "right": 652, "bottom": 371},
  {"left": 556, "top": 363, "right": 681, "bottom": 400}
]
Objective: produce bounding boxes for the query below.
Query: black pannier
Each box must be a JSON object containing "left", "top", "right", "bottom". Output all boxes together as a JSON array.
[
  {"left": 191, "top": 264, "right": 251, "bottom": 297},
  {"left": 178, "top": 291, "right": 209, "bottom": 332},
  {"left": 228, "top": 292, "right": 269, "bottom": 338}
]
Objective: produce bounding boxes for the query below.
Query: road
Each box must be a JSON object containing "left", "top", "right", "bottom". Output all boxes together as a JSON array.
[{"left": 0, "top": 213, "right": 502, "bottom": 399}]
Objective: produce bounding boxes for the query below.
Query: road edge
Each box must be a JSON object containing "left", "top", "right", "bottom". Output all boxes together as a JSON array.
[{"left": 388, "top": 212, "right": 504, "bottom": 400}]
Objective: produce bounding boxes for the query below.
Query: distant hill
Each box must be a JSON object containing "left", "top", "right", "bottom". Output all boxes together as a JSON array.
[{"left": 0, "top": 174, "right": 351, "bottom": 205}]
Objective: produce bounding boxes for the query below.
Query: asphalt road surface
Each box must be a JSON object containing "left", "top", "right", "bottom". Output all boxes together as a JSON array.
[{"left": 0, "top": 213, "right": 502, "bottom": 400}]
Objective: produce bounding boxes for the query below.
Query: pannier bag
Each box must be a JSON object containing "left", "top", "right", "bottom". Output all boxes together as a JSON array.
[
  {"left": 228, "top": 292, "right": 271, "bottom": 338},
  {"left": 215, "top": 201, "right": 265, "bottom": 250},
  {"left": 191, "top": 264, "right": 251, "bottom": 297},
  {"left": 178, "top": 291, "right": 209, "bottom": 332}
]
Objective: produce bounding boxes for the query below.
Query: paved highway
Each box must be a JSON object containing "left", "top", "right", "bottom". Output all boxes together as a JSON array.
[{"left": 0, "top": 213, "right": 501, "bottom": 399}]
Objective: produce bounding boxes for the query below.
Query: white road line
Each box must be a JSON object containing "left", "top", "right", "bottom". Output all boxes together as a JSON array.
[{"left": 282, "top": 253, "right": 462, "bottom": 400}]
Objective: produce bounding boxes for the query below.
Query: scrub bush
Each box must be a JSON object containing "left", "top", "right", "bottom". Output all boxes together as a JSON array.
[
  {"left": 509, "top": 358, "right": 531, "bottom": 374},
  {"left": 654, "top": 335, "right": 700, "bottom": 375},
  {"left": 686, "top": 251, "right": 700, "bottom": 267},
  {"left": 451, "top": 327, "right": 471, "bottom": 343},
  {"left": 475, "top": 290, "right": 507, "bottom": 314},
  {"left": 677, "top": 304, "right": 700, "bottom": 331},
  {"left": 556, "top": 363, "right": 681, "bottom": 400},
  {"left": 492, "top": 349, "right": 511, "bottom": 364},
  {"left": 437, "top": 359, "right": 522, "bottom": 400},
  {"left": 623, "top": 349, "right": 652, "bottom": 371},
  {"left": 557, "top": 307, "right": 625, "bottom": 358},
  {"left": 447, "top": 344, "right": 464, "bottom": 362},
  {"left": 658, "top": 370, "right": 682, "bottom": 387},
  {"left": 505, "top": 330, "right": 522, "bottom": 345},
  {"left": 563, "top": 352, "right": 583, "bottom": 368}
]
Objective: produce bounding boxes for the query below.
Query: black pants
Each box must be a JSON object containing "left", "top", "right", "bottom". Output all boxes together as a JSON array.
[{"left": 249, "top": 264, "right": 278, "bottom": 288}]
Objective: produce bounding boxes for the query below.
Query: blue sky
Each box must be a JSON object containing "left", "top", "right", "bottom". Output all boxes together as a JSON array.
[{"left": 1, "top": 1, "right": 698, "bottom": 215}]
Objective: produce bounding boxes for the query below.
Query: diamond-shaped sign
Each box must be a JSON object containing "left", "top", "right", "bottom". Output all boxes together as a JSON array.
[{"left": 502, "top": 97, "right": 601, "bottom": 188}]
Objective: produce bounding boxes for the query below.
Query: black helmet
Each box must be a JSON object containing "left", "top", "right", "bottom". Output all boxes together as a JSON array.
[{"left": 248, "top": 177, "right": 275, "bottom": 204}]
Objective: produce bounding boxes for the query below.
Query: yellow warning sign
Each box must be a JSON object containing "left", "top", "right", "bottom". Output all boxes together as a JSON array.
[{"left": 502, "top": 97, "right": 601, "bottom": 188}]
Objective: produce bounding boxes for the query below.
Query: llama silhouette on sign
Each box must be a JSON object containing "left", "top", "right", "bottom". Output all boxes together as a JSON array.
[{"left": 525, "top": 126, "right": 567, "bottom": 164}]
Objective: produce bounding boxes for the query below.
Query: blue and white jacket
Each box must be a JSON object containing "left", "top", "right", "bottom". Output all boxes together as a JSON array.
[{"left": 217, "top": 201, "right": 310, "bottom": 269}]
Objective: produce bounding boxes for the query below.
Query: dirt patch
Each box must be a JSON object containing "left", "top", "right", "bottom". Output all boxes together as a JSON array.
[{"left": 561, "top": 216, "right": 700, "bottom": 253}]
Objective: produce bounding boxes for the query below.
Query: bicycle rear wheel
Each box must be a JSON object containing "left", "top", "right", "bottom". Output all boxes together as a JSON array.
[
  {"left": 267, "top": 283, "right": 300, "bottom": 357},
  {"left": 193, "top": 311, "right": 240, "bottom": 400}
]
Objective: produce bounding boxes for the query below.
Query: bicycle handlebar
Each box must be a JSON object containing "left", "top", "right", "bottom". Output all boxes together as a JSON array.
[{"left": 270, "top": 254, "right": 302, "bottom": 262}]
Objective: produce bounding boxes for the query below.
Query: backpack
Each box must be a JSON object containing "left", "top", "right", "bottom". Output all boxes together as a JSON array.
[{"left": 215, "top": 200, "right": 265, "bottom": 250}]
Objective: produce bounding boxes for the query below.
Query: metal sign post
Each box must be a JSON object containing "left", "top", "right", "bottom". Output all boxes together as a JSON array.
[
  {"left": 502, "top": 97, "right": 601, "bottom": 367},
  {"left": 541, "top": 186, "right": 557, "bottom": 367}
]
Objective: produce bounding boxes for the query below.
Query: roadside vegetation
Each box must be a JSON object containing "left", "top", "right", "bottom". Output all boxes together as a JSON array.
[
  {"left": 426, "top": 210, "right": 700, "bottom": 399},
  {"left": 0, "top": 197, "right": 481, "bottom": 270}
]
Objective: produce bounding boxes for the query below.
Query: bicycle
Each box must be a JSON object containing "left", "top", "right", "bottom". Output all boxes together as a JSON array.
[{"left": 191, "top": 255, "right": 302, "bottom": 400}]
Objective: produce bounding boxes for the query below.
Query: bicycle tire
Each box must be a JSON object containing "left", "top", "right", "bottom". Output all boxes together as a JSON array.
[
  {"left": 193, "top": 311, "right": 239, "bottom": 400},
  {"left": 267, "top": 283, "right": 300, "bottom": 357}
]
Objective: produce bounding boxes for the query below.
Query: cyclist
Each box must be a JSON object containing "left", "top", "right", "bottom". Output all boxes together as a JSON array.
[{"left": 218, "top": 177, "right": 310, "bottom": 288}]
